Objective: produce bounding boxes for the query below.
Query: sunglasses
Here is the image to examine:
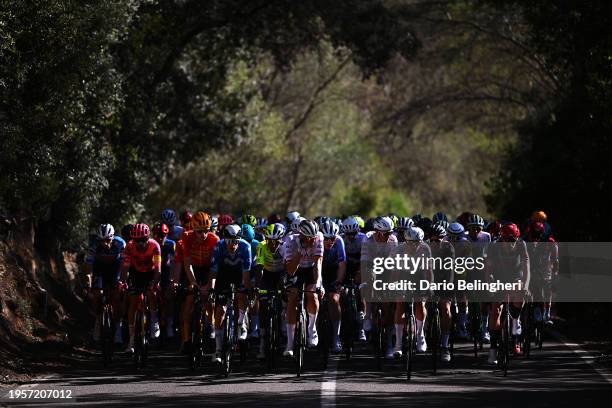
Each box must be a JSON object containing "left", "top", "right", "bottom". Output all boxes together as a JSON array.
[
  {"left": 135, "top": 238, "right": 148, "bottom": 244},
  {"left": 324, "top": 237, "right": 336, "bottom": 242},
  {"left": 226, "top": 238, "right": 239, "bottom": 245}
]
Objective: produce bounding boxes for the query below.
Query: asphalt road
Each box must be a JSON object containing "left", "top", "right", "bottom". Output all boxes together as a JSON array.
[{"left": 2, "top": 332, "right": 611, "bottom": 408}]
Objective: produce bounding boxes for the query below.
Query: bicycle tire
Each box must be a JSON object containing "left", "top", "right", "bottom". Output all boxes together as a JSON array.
[
  {"left": 375, "top": 307, "right": 383, "bottom": 371},
  {"left": 431, "top": 308, "right": 440, "bottom": 375},
  {"left": 134, "top": 310, "right": 146, "bottom": 370},
  {"left": 342, "top": 292, "right": 357, "bottom": 361},
  {"left": 101, "top": 305, "right": 113, "bottom": 367},
  {"left": 406, "top": 314, "right": 415, "bottom": 381},
  {"left": 295, "top": 311, "right": 305, "bottom": 377}
]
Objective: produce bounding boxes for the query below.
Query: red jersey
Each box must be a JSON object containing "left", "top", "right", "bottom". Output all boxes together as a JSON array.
[
  {"left": 123, "top": 239, "right": 162, "bottom": 273},
  {"left": 174, "top": 239, "right": 184, "bottom": 264},
  {"left": 182, "top": 231, "right": 219, "bottom": 267}
]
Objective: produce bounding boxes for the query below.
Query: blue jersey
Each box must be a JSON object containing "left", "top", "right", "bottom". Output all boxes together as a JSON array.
[
  {"left": 210, "top": 239, "right": 253, "bottom": 280},
  {"left": 322, "top": 235, "right": 346, "bottom": 286},
  {"left": 169, "top": 225, "right": 184, "bottom": 242},
  {"left": 86, "top": 236, "right": 126, "bottom": 276},
  {"left": 248, "top": 239, "right": 260, "bottom": 270}
]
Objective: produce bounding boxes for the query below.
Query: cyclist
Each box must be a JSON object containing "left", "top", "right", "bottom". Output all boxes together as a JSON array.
[
  {"left": 121, "top": 223, "right": 161, "bottom": 353},
  {"left": 391, "top": 226, "right": 432, "bottom": 357},
  {"left": 526, "top": 221, "right": 558, "bottom": 326},
  {"left": 85, "top": 224, "right": 126, "bottom": 344},
  {"left": 394, "top": 216, "right": 414, "bottom": 243},
  {"left": 428, "top": 223, "right": 455, "bottom": 361},
  {"left": 360, "top": 216, "right": 398, "bottom": 358},
  {"left": 180, "top": 210, "right": 193, "bottom": 233},
  {"left": 526, "top": 210, "right": 553, "bottom": 240},
  {"left": 179, "top": 211, "right": 219, "bottom": 353},
  {"left": 254, "top": 223, "right": 287, "bottom": 359},
  {"left": 210, "top": 224, "right": 252, "bottom": 363},
  {"left": 456, "top": 212, "right": 473, "bottom": 229},
  {"left": 447, "top": 222, "right": 472, "bottom": 339},
  {"left": 485, "top": 219, "right": 503, "bottom": 242},
  {"left": 286, "top": 210, "right": 301, "bottom": 228},
  {"left": 152, "top": 223, "right": 177, "bottom": 339},
  {"left": 341, "top": 216, "right": 368, "bottom": 340},
  {"left": 241, "top": 223, "right": 261, "bottom": 338},
  {"left": 320, "top": 220, "right": 346, "bottom": 353},
  {"left": 162, "top": 209, "right": 184, "bottom": 242},
  {"left": 283, "top": 219, "right": 324, "bottom": 356},
  {"left": 218, "top": 214, "right": 234, "bottom": 235},
  {"left": 432, "top": 212, "right": 448, "bottom": 224},
  {"left": 210, "top": 216, "right": 219, "bottom": 235},
  {"left": 466, "top": 214, "right": 492, "bottom": 344},
  {"left": 254, "top": 217, "right": 268, "bottom": 242},
  {"left": 486, "top": 223, "right": 530, "bottom": 363}
]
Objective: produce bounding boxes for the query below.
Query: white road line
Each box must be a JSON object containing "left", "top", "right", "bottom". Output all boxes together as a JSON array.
[
  {"left": 549, "top": 329, "right": 612, "bottom": 385},
  {"left": 321, "top": 355, "right": 338, "bottom": 408}
]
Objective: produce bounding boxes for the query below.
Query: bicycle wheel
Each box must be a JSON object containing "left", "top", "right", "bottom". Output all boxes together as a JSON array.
[
  {"left": 471, "top": 307, "right": 482, "bottom": 357},
  {"left": 523, "top": 304, "right": 533, "bottom": 359},
  {"left": 222, "top": 313, "right": 233, "bottom": 377},
  {"left": 375, "top": 307, "right": 383, "bottom": 370},
  {"left": 431, "top": 308, "right": 440, "bottom": 375},
  {"left": 499, "top": 309, "right": 511, "bottom": 376},
  {"left": 101, "top": 305, "right": 113, "bottom": 367},
  {"left": 405, "top": 314, "right": 415, "bottom": 381},
  {"left": 266, "top": 306, "right": 276, "bottom": 370},
  {"left": 295, "top": 311, "right": 305, "bottom": 377},
  {"left": 190, "top": 307, "right": 203, "bottom": 370},
  {"left": 134, "top": 310, "right": 146, "bottom": 370},
  {"left": 342, "top": 293, "right": 357, "bottom": 361}
]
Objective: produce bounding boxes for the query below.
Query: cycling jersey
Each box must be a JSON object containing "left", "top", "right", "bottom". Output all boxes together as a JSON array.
[
  {"left": 122, "top": 239, "right": 161, "bottom": 273},
  {"left": 87, "top": 236, "right": 126, "bottom": 288},
  {"left": 322, "top": 235, "right": 346, "bottom": 286},
  {"left": 246, "top": 238, "right": 260, "bottom": 270},
  {"left": 342, "top": 231, "right": 367, "bottom": 272},
  {"left": 283, "top": 232, "right": 324, "bottom": 268},
  {"left": 527, "top": 238, "right": 558, "bottom": 279},
  {"left": 257, "top": 240, "right": 285, "bottom": 274},
  {"left": 360, "top": 233, "right": 398, "bottom": 263},
  {"left": 429, "top": 240, "right": 455, "bottom": 284},
  {"left": 487, "top": 239, "right": 529, "bottom": 283},
  {"left": 211, "top": 239, "right": 252, "bottom": 289},
  {"left": 169, "top": 225, "right": 184, "bottom": 242},
  {"left": 159, "top": 238, "right": 176, "bottom": 288},
  {"left": 182, "top": 231, "right": 219, "bottom": 266}
]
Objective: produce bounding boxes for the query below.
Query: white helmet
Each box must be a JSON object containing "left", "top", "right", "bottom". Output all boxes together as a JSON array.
[
  {"left": 287, "top": 211, "right": 301, "bottom": 222},
  {"left": 342, "top": 216, "right": 360, "bottom": 234},
  {"left": 404, "top": 226, "right": 424, "bottom": 241},
  {"left": 373, "top": 216, "right": 394, "bottom": 232},
  {"left": 223, "top": 224, "right": 242, "bottom": 239},
  {"left": 320, "top": 220, "right": 339, "bottom": 238},
  {"left": 395, "top": 217, "right": 414, "bottom": 231},
  {"left": 298, "top": 219, "right": 319, "bottom": 237},
  {"left": 290, "top": 216, "right": 306, "bottom": 233},
  {"left": 265, "top": 223, "right": 286, "bottom": 240},
  {"left": 98, "top": 224, "right": 115, "bottom": 240}
]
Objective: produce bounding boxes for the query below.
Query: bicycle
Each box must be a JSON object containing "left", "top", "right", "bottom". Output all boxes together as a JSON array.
[
  {"left": 428, "top": 296, "right": 441, "bottom": 375},
  {"left": 469, "top": 302, "right": 484, "bottom": 358},
  {"left": 403, "top": 294, "right": 416, "bottom": 381},
  {"left": 100, "top": 288, "right": 115, "bottom": 367},
  {"left": 133, "top": 289, "right": 151, "bottom": 371},
  {"left": 497, "top": 293, "right": 512, "bottom": 377},
  {"left": 287, "top": 282, "right": 321, "bottom": 377},
  {"left": 215, "top": 284, "right": 239, "bottom": 378},
  {"left": 189, "top": 285, "right": 211, "bottom": 370},
  {"left": 341, "top": 279, "right": 360, "bottom": 361},
  {"left": 372, "top": 302, "right": 384, "bottom": 371},
  {"left": 257, "top": 288, "right": 283, "bottom": 370}
]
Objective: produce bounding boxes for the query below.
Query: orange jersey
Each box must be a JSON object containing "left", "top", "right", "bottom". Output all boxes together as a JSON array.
[
  {"left": 182, "top": 231, "right": 219, "bottom": 267},
  {"left": 122, "top": 239, "right": 161, "bottom": 273}
]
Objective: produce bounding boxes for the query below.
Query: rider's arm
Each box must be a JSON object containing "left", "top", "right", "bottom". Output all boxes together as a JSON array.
[
  {"left": 284, "top": 239, "right": 301, "bottom": 276},
  {"left": 182, "top": 237, "right": 197, "bottom": 286},
  {"left": 242, "top": 241, "right": 252, "bottom": 288},
  {"left": 520, "top": 241, "right": 530, "bottom": 291},
  {"left": 120, "top": 243, "right": 131, "bottom": 282},
  {"left": 313, "top": 256, "right": 323, "bottom": 286},
  {"left": 209, "top": 243, "right": 221, "bottom": 290},
  {"left": 152, "top": 242, "right": 162, "bottom": 284},
  {"left": 335, "top": 237, "right": 347, "bottom": 283}
]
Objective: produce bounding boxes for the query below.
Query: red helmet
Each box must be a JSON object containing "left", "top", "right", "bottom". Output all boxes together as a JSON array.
[
  {"left": 218, "top": 214, "right": 234, "bottom": 227},
  {"left": 531, "top": 222, "right": 545, "bottom": 235},
  {"left": 485, "top": 219, "right": 502, "bottom": 237},
  {"left": 131, "top": 223, "right": 150, "bottom": 239},
  {"left": 267, "top": 213, "right": 282, "bottom": 224},
  {"left": 456, "top": 212, "right": 473, "bottom": 228},
  {"left": 500, "top": 223, "right": 520, "bottom": 240},
  {"left": 152, "top": 222, "right": 169, "bottom": 237}
]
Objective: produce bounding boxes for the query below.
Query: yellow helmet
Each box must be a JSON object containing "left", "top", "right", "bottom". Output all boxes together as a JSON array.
[{"left": 530, "top": 210, "right": 547, "bottom": 223}]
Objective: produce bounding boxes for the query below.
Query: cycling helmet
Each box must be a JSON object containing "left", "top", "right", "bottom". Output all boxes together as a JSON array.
[
  {"left": 265, "top": 223, "right": 286, "bottom": 240},
  {"left": 404, "top": 226, "right": 424, "bottom": 241},
  {"left": 180, "top": 209, "right": 193, "bottom": 225},
  {"left": 395, "top": 217, "right": 414, "bottom": 231},
  {"left": 500, "top": 223, "right": 520, "bottom": 240},
  {"left": 255, "top": 217, "right": 268, "bottom": 230},
  {"left": 447, "top": 222, "right": 465, "bottom": 236},
  {"left": 192, "top": 211, "right": 212, "bottom": 230},
  {"left": 316, "top": 216, "right": 331, "bottom": 227},
  {"left": 436, "top": 220, "right": 450, "bottom": 231},
  {"left": 241, "top": 224, "right": 255, "bottom": 242},
  {"left": 429, "top": 223, "right": 447, "bottom": 238},
  {"left": 267, "top": 213, "right": 282, "bottom": 224},
  {"left": 320, "top": 220, "right": 339, "bottom": 238},
  {"left": 353, "top": 215, "right": 365, "bottom": 229},
  {"left": 240, "top": 214, "right": 257, "bottom": 227},
  {"left": 131, "top": 223, "right": 150, "bottom": 239},
  {"left": 218, "top": 214, "right": 234, "bottom": 227},
  {"left": 388, "top": 214, "right": 399, "bottom": 228},
  {"left": 211, "top": 217, "right": 219, "bottom": 230},
  {"left": 152, "top": 222, "right": 169, "bottom": 237},
  {"left": 530, "top": 221, "right": 545, "bottom": 235},
  {"left": 161, "top": 209, "right": 177, "bottom": 226},
  {"left": 467, "top": 214, "right": 485, "bottom": 227},
  {"left": 298, "top": 219, "right": 319, "bottom": 237},
  {"left": 342, "top": 216, "right": 361, "bottom": 234},
  {"left": 98, "top": 224, "right": 115, "bottom": 240},
  {"left": 290, "top": 216, "right": 306, "bottom": 233},
  {"left": 373, "top": 216, "right": 394, "bottom": 232},
  {"left": 432, "top": 212, "right": 448, "bottom": 223},
  {"left": 416, "top": 217, "right": 432, "bottom": 232},
  {"left": 456, "top": 212, "right": 473, "bottom": 228},
  {"left": 530, "top": 210, "right": 547, "bottom": 223},
  {"left": 287, "top": 211, "right": 300, "bottom": 222},
  {"left": 223, "top": 224, "right": 242, "bottom": 239},
  {"left": 485, "top": 219, "right": 502, "bottom": 237}
]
